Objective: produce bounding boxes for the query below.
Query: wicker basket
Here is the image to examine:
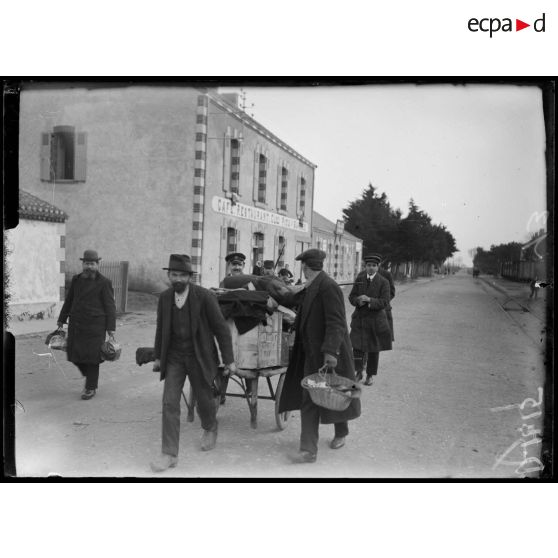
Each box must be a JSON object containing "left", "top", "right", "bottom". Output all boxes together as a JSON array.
[{"left": 301, "top": 366, "right": 361, "bottom": 411}]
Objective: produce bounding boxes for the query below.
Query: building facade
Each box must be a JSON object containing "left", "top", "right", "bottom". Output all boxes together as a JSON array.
[
  {"left": 312, "top": 211, "right": 362, "bottom": 282},
  {"left": 18, "top": 86, "right": 316, "bottom": 291},
  {"left": 6, "top": 190, "right": 67, "bottom": 321}
]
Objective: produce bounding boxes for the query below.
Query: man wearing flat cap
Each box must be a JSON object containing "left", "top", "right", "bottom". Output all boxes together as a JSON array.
[
  {"left": 262, "top": 259, "right": 276, "bottom": 277},
  {"left": 278, "top": 248, "right": 361, "bottom": 463},
  {"left": 57, "top": 249, "right": 117, "bottom": 400},
  {"left": 349, "top": 253, "right": 393, "bottom": 386},
  {"left": 221, "top": 252, "right": 247, "bottom": 284},
  {"left": 150, "top": 254, "right": 237, "bottom": 472}
]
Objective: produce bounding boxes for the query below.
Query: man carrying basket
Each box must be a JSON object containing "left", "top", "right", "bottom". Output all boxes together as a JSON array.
[{"left": 278, "top": 249, "right": 361, "bottom": 463}]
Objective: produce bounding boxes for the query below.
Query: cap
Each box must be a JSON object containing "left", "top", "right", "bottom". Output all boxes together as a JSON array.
[
  {"left": 225, "top": 252, "right": 246, "bottom": 264},
  {"left": 364, "top": 253, "right": 382, "bottom": 264},
  {"left": 295, "top": 249, "right": 327, "bottom": 263},
  {"left": 263, "top": 260, "right": 274, "bottom": 269}
]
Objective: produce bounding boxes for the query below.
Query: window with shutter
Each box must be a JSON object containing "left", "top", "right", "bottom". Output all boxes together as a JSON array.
[
  {"left": 258, "top": 154, "right": 267, "bottom": 203},
  {"left": 230, "top": 139, "right": 240, "bottom": 194},
  {"left": 40, "top": 126, "right": 87, "bottom": 182}
]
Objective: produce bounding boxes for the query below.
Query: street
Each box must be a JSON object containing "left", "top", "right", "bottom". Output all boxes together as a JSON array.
[{"left": 12, "top": 271, "right": 546, "bottom": 478}]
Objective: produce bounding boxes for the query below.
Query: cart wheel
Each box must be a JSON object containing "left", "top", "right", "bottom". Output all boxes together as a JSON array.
[{"left": 275, "top": 373, "right": 291, "bottom": 430}]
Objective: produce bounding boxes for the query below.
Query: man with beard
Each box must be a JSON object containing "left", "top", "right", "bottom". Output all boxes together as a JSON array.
[
  {"left": 57, "top": 249, "right": 117, "bottom": 400},
  {"left": 278, "top": 249, "right": 361, "bottom": 463},
  {"left": 150, "top": 254, "right": 236, "bottom": 472}
]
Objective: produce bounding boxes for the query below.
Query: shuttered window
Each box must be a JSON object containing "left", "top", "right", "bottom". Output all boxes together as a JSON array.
[
  {"left": 258, "top": 154, "right": 267, "bottom": 203},
  {"left": 40, "top": 126, "right": 87, "bottom": 182}
]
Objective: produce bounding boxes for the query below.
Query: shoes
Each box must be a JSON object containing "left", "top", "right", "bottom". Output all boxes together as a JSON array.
[
  {"left": 355, "top": 371, "right": 363, "bottom": 382},
  {"left": 329, "top": 436, "right": 346, "bottom": 450},
  {"left": 81, "top": 388, "right": 96, "bottom": 400},
  {"left": 150, "top": 453, "right": 178, "bottom": 473},
  {"left": 201, "top": 426, "right": 218, "bottom": 451},
  {"left": 288, "top": 450, "right": 317, "bottom": 464},
  {"left": 364, "top": 376, "right": 374, "bottom": 386}
]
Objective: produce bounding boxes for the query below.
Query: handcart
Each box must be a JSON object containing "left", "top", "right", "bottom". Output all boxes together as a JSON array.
[{"left": 183, "top": 310, "right": 295, "bottom": 430}]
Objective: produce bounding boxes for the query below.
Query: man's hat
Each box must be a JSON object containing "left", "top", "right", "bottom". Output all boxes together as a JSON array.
[
  {"left": 225, "top": 252, "right": 246, "bottom": 264},
  {"left": 364, "top": 253, "right": 382, "bottom": 264},
  {"left": 295, "top": 249, "right": 326, "bottom": 263},
  {"left": 263, "top": 260, "right": 274, "bottom": 269},
  {"left": 163, "top": 254, "right": 193, "bottom": 273},
  {"left": 80, "top": 249, "right": 101, "bottom": 262}
]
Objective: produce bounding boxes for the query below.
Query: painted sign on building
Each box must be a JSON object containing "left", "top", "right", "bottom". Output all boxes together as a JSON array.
[{"left": 211, "top": 196, "right": 309, "bottom": 233}]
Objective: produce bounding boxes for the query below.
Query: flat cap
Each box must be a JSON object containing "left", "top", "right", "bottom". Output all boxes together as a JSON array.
[
  {"left": 295, "top": 248, "right": 326, "bottom": 263},
  {"left": 225, "top": 252, "right": 246, "bottom": 263},
  {"left": 364, "top": 253, "right": 382, "bottom": 264}
]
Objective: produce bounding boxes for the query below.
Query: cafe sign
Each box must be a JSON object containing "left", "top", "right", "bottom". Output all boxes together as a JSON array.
[{"left": 211, "top": 196, "right": 309, "bottom": 233}]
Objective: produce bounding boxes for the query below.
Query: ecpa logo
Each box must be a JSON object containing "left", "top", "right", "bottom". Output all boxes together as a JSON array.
[{"left": 468, "top": 13, "right": 546, "bottom": 37}]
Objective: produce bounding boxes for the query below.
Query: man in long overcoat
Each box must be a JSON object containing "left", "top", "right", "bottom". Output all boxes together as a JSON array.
[
  {"left": 375, "top": 254, "right": 395, "bottom": 341},
  {"left": 278, "top": 249, "right": 361, "bottom": 463},
  {"left": 150, "top": 254, "right": 236, "bottom": 472},
  {"left": 349, "top": 254, "right": 392, "bottom": 386},
  {"left": 57, "top": 249, "right": 116, "bottom": 400}
]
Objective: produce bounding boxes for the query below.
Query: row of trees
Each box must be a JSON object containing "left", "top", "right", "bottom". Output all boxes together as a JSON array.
[
  {"left": 342, "top": 184, "right": 458, "bottom": 272},
  {"left": 472, "top": 243, "right": 522, "bottom": 275}
]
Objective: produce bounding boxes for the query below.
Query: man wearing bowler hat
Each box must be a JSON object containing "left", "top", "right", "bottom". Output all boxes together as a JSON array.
[
  {"left": 150, "top": 254, "right": 237, "bottom": 472},
  {"left": 57, "top": 249, "right": 117, "bottom": 400},
  {"left": 349, "top": 253, "right": 392, "bottom": 385},
  {"left": 278, "top": 249, "right": 361, "bottom": 463}
]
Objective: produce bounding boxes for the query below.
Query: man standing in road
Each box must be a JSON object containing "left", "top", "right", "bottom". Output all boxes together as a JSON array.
[
  {"left": 278, "top": 249, "right": 361, "bottom": 463},
  {"left": 150, "top": 254, "right": 236, "bottom": 472},
  {"left": 349, "top": 254, "right": 392, "bottom": 385},
  {"left": 375, "top": 254, "right": 395, "bottom": 343},
  {"left": 57, "top": 249, "right": 116, "bottom": 401}
]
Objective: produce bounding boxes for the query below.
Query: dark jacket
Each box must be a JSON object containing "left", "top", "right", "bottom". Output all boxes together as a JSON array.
[
  {"left": 58, "top": 272, "right": 116, "bottom": 364},
  {"left": 154, "top": 284, "right": 234, "bottom": 385},
  {"left": 379, "top": 268, "right": 395, "bottom": 340},
  {"left": 278, "top": 271, "right": 361, "bottom": 424},
  {"left": 349, "top": 271, "right": 392, "bottom": 352}
]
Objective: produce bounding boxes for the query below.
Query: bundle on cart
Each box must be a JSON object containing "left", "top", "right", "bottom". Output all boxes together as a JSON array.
[{"left": 213, "top": 288, "right": 292, "bottom": 369}]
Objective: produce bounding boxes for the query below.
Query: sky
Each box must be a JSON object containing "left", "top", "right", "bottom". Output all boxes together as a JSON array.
[{"left": 221, "top": 84, "right": 547, "bottom": 266}]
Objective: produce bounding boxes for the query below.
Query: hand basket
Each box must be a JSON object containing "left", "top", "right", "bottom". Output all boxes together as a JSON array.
[
  {"left": 301, "top": 366, "right": 361, "bottom": 411},
  {"left": 46, "top": 328, "right": 67, "bottom": 351}
]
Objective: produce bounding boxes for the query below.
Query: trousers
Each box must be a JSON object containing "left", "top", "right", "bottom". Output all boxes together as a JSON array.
[
  {"left": 76, "top": 363, "right": 100, "bottom": 390},
  {"left": 300, "top": 388, "right": 349, "bottom": 455},
  {"left": 353, "top": 349, "right": 379, "bottom": 377},
  {"left": 162, "top": 352, "right": 217, "bottom": 457}
]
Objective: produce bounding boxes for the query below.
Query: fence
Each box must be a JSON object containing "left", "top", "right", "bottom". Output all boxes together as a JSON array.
[
  {"left": 500, "top": 260, "right": 546, "bottom": 282},
  {"left": 99, "top": 261, "right": 129, "bottom": 313}
]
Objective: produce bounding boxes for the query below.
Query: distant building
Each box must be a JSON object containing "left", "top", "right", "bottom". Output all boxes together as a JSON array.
[
  {"left": 19, "top": 86, "right": 316, "bottom": 291},
  {"left": 311, "top": 211, "right": 362, "bottom": 283},
  {"left": 6, "top": 190, "right": 67, "bottom": 321}
]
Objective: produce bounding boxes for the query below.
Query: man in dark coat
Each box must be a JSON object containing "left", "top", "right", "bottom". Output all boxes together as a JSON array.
[
  {"left": 349, "top": 254, "right": 392, "bottom": 386},
  {"left": 57, "top": 249, "right": 116, "bottom": 400},
  {"left": 372, "top": 254, "right": 395, "bottom": 341},
  {"left": 278, "top": 249, "right": 361, "bottom": 463},
  {"left": 150, "top": 254, "right": 236, "bottom": 473}
]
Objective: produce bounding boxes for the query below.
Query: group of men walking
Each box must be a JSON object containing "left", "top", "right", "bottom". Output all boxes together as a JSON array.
[{"left": 57, "top": 247, "right": 395, "bottom": 471}]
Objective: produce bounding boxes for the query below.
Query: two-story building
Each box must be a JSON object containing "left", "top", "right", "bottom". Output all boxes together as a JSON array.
[
  {"left": 312, "top": 211, "right": 362, "bottom": 282},
  {"left": 18, "top": 85, "right": 316, "bottom": 291}
]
